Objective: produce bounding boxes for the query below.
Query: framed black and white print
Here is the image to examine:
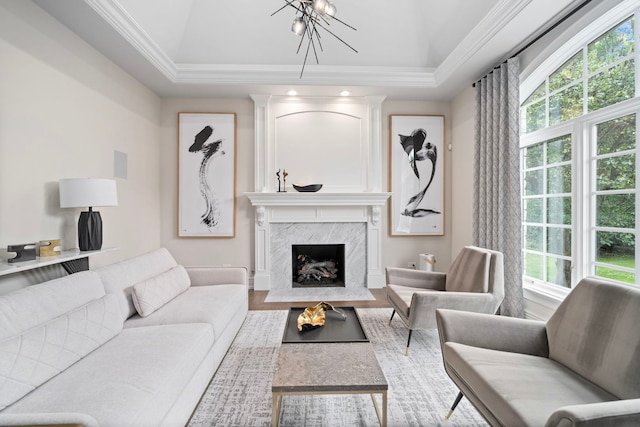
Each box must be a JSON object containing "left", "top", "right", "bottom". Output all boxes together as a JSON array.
[
  {"left": 178, "top": 112, "right": 236, "bottom": 237},
  {"left": 389, "top": 115, "right": 444, "bottom": 236}
]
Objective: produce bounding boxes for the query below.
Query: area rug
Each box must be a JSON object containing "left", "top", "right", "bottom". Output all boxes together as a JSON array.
[
  {"left": 264, "top": 287, "right": 375, "bottom": 303},
  {"left": 188, "top": 309, "right": 488, "bottom": 426}
]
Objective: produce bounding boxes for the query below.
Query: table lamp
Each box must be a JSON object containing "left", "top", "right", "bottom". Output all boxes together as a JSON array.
[{"left": 59, "top": 178, "right": 118, "bottom": 251}]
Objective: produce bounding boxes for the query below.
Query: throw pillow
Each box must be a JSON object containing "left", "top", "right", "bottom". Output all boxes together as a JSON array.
[{"left": 131, "top": 265, "right": 191, "bottom": 317}]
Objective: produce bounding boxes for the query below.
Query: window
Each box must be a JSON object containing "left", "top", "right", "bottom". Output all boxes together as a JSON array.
[
  {"left": 522, "top": 134, "right": 573, "bottom": 287},
  {"left": 520, "top": 4, "right": 639, "bottom": 293},
  {"left": 593, "top": 115, "right": 637, "bottom": 283}
]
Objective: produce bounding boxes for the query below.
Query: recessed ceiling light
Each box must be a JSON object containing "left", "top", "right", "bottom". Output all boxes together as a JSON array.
[
  {"left": 287, "top": 90, "right": 298, "bottom": 96},
  {"left": 340, "top": 90, "right": 350, "bottom": 96}
]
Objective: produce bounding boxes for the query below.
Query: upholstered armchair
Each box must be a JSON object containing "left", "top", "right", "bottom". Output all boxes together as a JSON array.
[
  {"left": 436, "top": 277, "right": 640, "bottom": 426},
  {"left": 386, "top": 246, "right": 504, "bottom": 355}
]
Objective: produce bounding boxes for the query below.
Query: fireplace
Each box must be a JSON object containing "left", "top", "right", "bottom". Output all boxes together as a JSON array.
[
  {"left": 246, "top": 95, "right": 390, "bottom": 290},
  {"left": 292, "top": 244, "right": 345, "bottom": 287}
]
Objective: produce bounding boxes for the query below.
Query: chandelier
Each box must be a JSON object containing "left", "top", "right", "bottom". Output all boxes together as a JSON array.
[{"left": 271, "top": 0, "right": 357, "bottom": 78}]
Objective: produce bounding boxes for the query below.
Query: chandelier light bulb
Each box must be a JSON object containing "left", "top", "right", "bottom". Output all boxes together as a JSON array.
[
  {"left": 291, "top": 17, "right": 306, "bottom": 35},
  {"left": 324, "top": 2, "right": 336, "bottom": 17},
  {"left": 312, "top": 0, "right": 328, "bottom": 15}
]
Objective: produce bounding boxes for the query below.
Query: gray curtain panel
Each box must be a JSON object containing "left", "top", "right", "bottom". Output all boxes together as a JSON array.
[{"left": 473, "top": 57, "right": 524, "bottom": 318}]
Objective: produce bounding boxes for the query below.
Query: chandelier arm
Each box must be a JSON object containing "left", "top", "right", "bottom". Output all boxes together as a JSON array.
[
  {"left": 296, "top": 24, "right": 307, "bottom": 54},
  {"left": 309, "top": 8, "right": 356, "bottom": 32},
  {"left": 329, "top": 15, "right": 357, "bottom": 32},
  {"left": 309, "top": 28, "right": 320, "bottom": 64},
  {"left": 300, "top": 32, "right": 314, "bottom": 79},
  {"left": 270, "top": 0, "right": 298, "bottom": 16},
  {"left": 314, "top": 21, "right": 358, "bottom": 53},
  {"left": 307, "top": 15, "right": 324, "bottom": 53}
]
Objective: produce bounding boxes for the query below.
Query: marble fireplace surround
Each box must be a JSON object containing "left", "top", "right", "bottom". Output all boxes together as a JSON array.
[
  {"left": 246, "top": 95, "right": 390, "bottom": 290},
  {"left": 246, "top": 193, "right": 390, "bottom": 290}
]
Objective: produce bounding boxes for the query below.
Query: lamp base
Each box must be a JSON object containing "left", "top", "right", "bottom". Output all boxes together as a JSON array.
[{"left": 78, "top": 209, "right": 103, "bottom": 251}]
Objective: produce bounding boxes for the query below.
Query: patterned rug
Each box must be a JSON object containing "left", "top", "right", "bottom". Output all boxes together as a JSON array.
[{"left": 188, "top": 309, "right": 488, "bottom": 427}]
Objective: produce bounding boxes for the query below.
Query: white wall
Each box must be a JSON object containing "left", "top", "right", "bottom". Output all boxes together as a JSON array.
[
  {"left": 450, "top": 87, "right": 476, "bottom": 256},
  {"left": 0, "top": 0, "right": 162, "bottom": 291}
]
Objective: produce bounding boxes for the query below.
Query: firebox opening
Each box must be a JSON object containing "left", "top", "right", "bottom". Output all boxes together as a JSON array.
[{"left": 292, "top": 244, "right": 345, "bottom": 288}]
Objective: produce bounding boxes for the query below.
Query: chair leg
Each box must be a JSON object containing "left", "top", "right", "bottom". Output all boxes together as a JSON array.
[
  {"left": 388, "top": 309, "right": 396, "bottom": 326},
  {"left": 445, "top": 391, "right": 464, "bottom": 420},
  {"left": 405, "top": 330, "right": 413, "bottom": 356}
]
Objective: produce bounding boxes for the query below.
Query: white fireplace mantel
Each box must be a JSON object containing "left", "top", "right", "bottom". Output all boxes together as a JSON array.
[
  {"left": 245, "top": 192, "right": 390, "bottom": 207},
  {"left": 246, "top": 191, "right": 390, "bottom": 291}
]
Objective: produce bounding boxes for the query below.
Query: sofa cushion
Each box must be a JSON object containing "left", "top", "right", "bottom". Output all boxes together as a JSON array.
[
  {"left": 546, "top": 277, "right": 640, "bottom": 399},
  {"left": 131, "top": 265, "right": 190, "bottom": 317},
  {"left": 443, "top": 342, "right": 618, "bottom": 426},
  {"left": 0, "top": 286, "right": 122, "bottom": 410},
  {"left": 124, "top": 284, "right": 247, "bottom": 340},
  {"left": 0, "top": 271, "right": 105, "bottom": 340},
  {"left": 95, "top": 248, "right": 178, "bottom": 321},
  {"left": 3, "top": 323, "right": 214, "bottom": 427}
]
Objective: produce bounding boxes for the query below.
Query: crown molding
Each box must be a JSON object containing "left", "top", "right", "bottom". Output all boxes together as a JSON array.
[
  {"left": 85, "top": 0, "right": 529, "bottom": 90},
  {"left": 174, "top": 64, "right": 437, "bottom": 87},
  {"left": 85, "top": 0, "right": 176, "bottom": 79},
  {"left": 84, "top": 0, "right": 439, "bottom": 88},
  {"left": 435, "top": 0, "right": 533, "bottom": 84}
]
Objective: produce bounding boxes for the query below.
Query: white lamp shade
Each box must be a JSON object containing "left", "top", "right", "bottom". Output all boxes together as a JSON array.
[{"left": 59, "top": 178, "right": 118, "bottom": 208}]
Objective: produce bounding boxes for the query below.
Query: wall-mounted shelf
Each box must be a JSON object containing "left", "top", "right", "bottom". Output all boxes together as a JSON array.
[{"left": 0, "top": 248, "right": 117, "bottom": 277}]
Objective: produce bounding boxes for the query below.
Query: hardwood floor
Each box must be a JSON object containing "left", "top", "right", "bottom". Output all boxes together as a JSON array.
[{"left": 248, "top": 288, "right": 391, "bottom": 310}]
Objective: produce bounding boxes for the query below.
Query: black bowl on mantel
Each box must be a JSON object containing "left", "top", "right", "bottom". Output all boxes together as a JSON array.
[{"left": 292, "top": 184, "right": 323, "bottom": 192}]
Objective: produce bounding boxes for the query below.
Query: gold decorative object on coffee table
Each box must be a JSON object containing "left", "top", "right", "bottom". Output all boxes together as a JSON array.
[{"left": 297, "top": 301, "right": 347, "bottom": 332}]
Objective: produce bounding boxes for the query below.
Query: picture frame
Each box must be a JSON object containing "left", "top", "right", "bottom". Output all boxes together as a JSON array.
[
  {"left": 178, "top": 112, "right": 236, "bottom": 237},
  {"left": 389, "top": 114, "right": 445, "bottom": 236}
]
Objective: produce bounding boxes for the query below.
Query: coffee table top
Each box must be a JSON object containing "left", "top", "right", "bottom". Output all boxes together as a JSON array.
[
  {"left": 282, "top": 306, "right": 369, "bottom": 343},
  {"left": 272, "top": 342, "right": 388, "bottom": 393}
]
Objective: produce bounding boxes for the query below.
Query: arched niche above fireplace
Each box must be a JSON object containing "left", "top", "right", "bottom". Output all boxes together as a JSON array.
[
  {"left": 251, "top": 95, "right": 386, "bottom": 193},
  {"left": 276, "top": 111, "right": 363, "bottom": 191}
]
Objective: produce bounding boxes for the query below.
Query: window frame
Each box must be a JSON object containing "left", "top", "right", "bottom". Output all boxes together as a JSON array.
[
  {"left": 582, "top": 101, "right": 640, "bottom": 285},
  {"left": 521, "top": 98, "right": 640, "bottom": 297},
  {"left": 521, "top": 122, "right": 577, "bottom": 299}
]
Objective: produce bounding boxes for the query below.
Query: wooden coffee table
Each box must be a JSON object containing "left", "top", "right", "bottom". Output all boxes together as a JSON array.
[{"left": 272, "top": 341, "right": 388, "bottom": 426}]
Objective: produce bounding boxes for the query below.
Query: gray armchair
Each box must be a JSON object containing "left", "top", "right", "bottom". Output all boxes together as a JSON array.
[
  {"left": 386, "top": 245, "right": 504, "bottom": 355},
  {"left": 436, "top": 277, "right": 640, "bottom": 426}
]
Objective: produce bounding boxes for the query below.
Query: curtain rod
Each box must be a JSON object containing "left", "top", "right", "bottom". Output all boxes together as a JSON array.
[{"left": 473, "top": 0, "right": 593, "bottom": 87}]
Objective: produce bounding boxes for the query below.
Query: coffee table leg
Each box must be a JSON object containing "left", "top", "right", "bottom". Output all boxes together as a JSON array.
[
  {"left": 382, "top": 391, "right": 387, "bottom": 427},
  {"left": 371, "top": 391, "right": 387, "bottom": 427},
  {"left": 272, "top": 393, "right": 282, "bottom": 426}
]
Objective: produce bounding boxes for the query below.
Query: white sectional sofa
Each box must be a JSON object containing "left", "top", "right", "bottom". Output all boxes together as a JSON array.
[{"left": 0, "top": 248, "right": 248, "bottom": 427}]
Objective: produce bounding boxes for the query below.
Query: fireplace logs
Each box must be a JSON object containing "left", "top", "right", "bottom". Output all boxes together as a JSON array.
[
  {"left": 296, "top": 255, "right": 342, "bottom": 285},
  {"left": 292, "top": 244, "right": 345, "bottom": 287}
]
